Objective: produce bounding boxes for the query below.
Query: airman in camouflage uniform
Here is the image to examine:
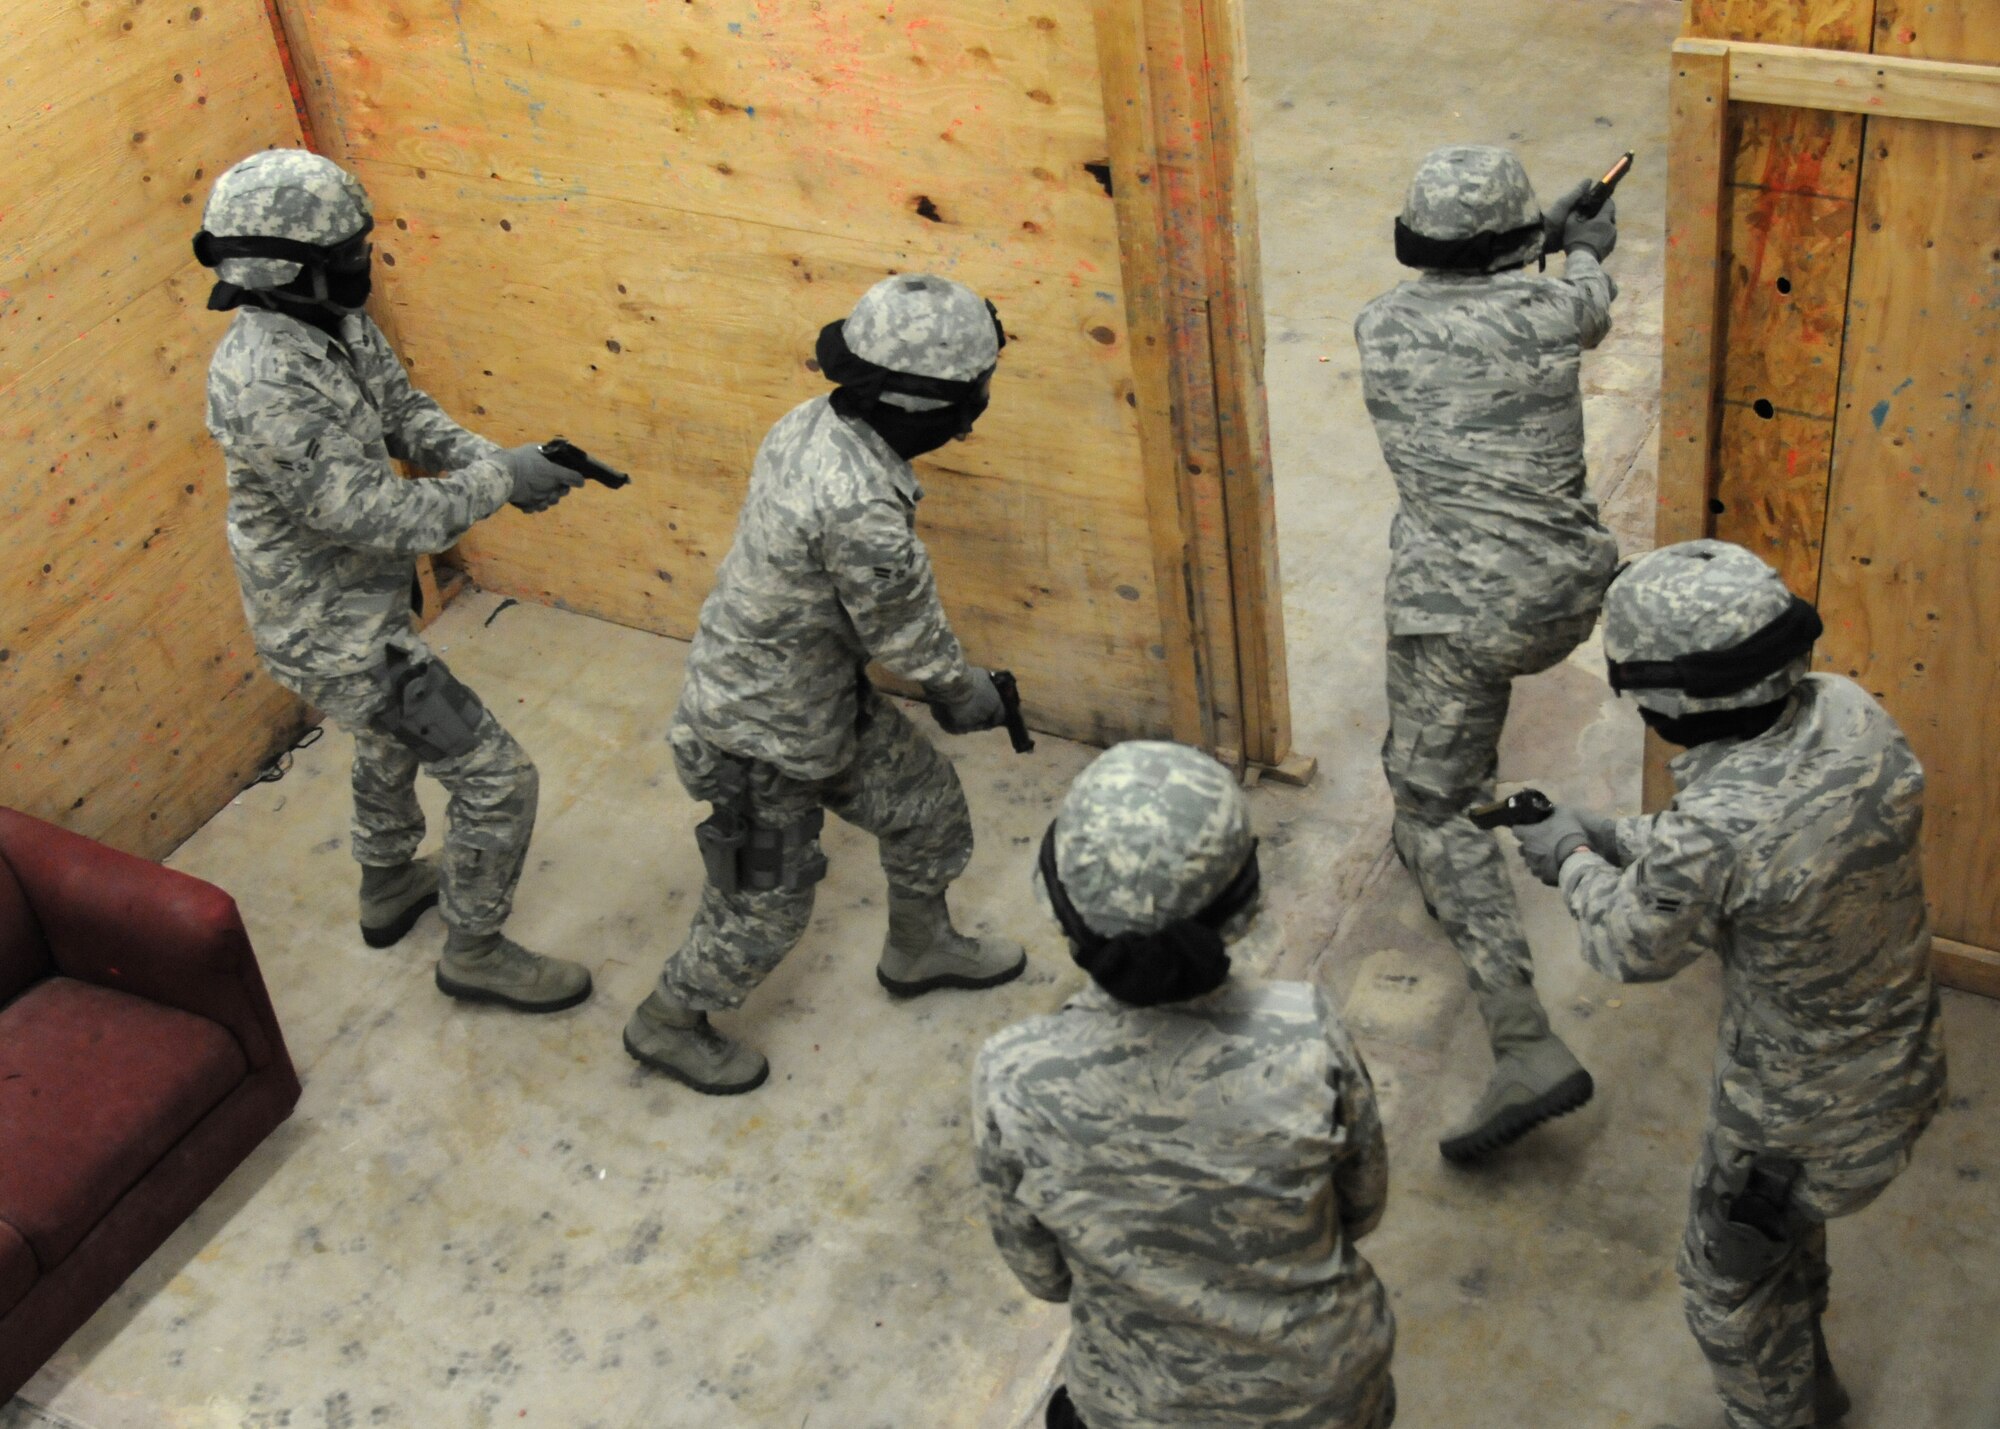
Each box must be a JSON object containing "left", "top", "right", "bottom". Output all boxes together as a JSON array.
[
  {"left": 1354, "top": 144, "right": 1622, "bottom": 1162},
  {"left": 199, "top": 150, "right": 593, "bottom": 1013},
  {"left": 1515, "top": 541, "right": 1947, "bottom": 1429},
  {"left": 976, "top": 742, "right": 1396, "bottom": 1429},
  {"left": 626, "top": 275, "right": 1026, "bottom": 1093}
]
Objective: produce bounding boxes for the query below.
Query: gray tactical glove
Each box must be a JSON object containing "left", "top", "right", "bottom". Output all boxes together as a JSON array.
[
  {"left": 1515, "top": 807, "right": 1594, "bottom": 886},
  {"left": 930, "top": 669, "right": 1005, "bottom": 735},
  {"left": 497, "top": 444, "right": 584, "bottom": 513},
  {"left": 1563, "top": 196, "right": 1617, "bottom": 262},
  {"left": 1541, "top": 179, "right": 1593, "bottom": 257}
]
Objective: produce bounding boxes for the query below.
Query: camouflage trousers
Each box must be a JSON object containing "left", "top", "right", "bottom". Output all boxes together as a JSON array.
[
  {"left": 657, "top": 690, "right": 974, "bottom": 1012},
  {"left": 1381, "top": 612, "right": 1597, "bottom": 995},
  {"left": 283, "top": 662, "right": 538, "bottom": 938},
  {"left": 1676, "top": 1118, "right": 1897, "bottom": 1429}
]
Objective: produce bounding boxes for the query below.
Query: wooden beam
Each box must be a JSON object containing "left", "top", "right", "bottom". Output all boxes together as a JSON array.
[
  {"left": 1193, "top": 0, "right": 1295, "bottom": 772},
  {"left": 1660, "top": 39, "right": 1733, "bottom": 549},
  {"left": 1094, "top": 0, "right": 1211, "bottom": 752},
  {"left": 1726, "top": 40, "right": 2000, "bottom": 126},
  {"left": 1649, "top": 39, "right": 1732, "bottom": 812},
  {"left": 1935, "top": 937, "right": 2000, "bottom": 1001}
]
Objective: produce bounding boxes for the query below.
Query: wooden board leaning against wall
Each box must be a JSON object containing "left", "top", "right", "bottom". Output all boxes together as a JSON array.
[
  {"left": 0, "top": 0, "right": 310, "bottom": 858},
  {"left": 1662, "top": 0, "right": 2000, "bottom": 993},
  {"left": 264, "top": 0, "right": 1299, "bottom": 772}
]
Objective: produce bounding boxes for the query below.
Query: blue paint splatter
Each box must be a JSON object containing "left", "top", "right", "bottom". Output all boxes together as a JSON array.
[
  {"left": 729, "top": 21, "right": 743, "bottom": 32},
  {"left": 745, "top": 106, "right": 755, "bottom": 117},
  {"left": 1870, "top": 400, "right": 1891, "bottom": 429},
  {"left": 1892, "top": 376, "right": 1914, "bottom": 395}
]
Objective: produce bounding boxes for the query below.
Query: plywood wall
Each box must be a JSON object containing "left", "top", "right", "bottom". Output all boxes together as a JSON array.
[
  {"left": 270, "top": 0, "right": 1176, "bottom": 749},
  {"left": 1673, "top": 0, "right": 2000, "bottom": 961},
  {"left": 0, "top": 0, "right": 308, "bottom": 858}
]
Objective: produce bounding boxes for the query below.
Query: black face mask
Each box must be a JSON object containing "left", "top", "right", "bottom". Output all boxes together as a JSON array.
[
  {"left": 1640, "top": 697, "right": 1791, "bottom": 749},
  {"left": 855, "top": 387, "right": 990, "bottom": 460}
]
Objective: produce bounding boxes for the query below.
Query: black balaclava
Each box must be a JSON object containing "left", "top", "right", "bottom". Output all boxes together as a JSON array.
[
  {"left": 1037, "top": 822, "right": 1260, "bottom": 1008},
  {"left": 862, "top": 385, "right": 991, "bottom": 461},
  {"left": 815, "top": 303, "right": 1004, "bottom": 461},
  {"left": 1639, "top": 697, "right": 1792, "bottom": 750}
]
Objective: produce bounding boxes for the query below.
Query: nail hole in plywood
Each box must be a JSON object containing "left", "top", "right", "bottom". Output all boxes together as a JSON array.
[
  {"left": 1753, "top": 399, "right": 1775, "bottom": 419},
  {"left": 1775, "top": 276, "right": 1791, "bottom": 294}
]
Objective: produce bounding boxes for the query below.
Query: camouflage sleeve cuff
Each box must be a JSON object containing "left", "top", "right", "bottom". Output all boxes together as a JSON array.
[
  {"left": 455, "top": 457, "right": 514, "bottom": 520},
  {"left": 1611, "top": 814, "right": 1654, "bottom": 867},
  {"left": 1557, "top": 847, "right": 1614, "bottom": 903}
]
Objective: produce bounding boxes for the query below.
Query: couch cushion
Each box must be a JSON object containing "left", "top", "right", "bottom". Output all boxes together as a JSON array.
[
  {"left": 0, "top": 853, "right": 50, "bottom": 1008},
  {"left": 0, "top": 977, "right": 247, "bottom": 1269},
  {"left": 0, "top": 1217, "right": 34, "bottom": 1316}
]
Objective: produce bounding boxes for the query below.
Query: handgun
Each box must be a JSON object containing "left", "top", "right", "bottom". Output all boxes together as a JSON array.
[
  {"left": 991, "top": 670, "right": 1035, "bottom": 754},
  {"left": 1574, "top": 150, "right": 1635, "bottom": 220},
  {"left": 1467, "top": 788, "right": 1554, "bottom": 830},
  {"left": 541, "top": 437, "right": 630, "bottom": 489}
]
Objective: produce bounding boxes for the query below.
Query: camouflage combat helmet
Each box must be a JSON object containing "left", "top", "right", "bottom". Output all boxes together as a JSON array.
[
  {"left": 838, "top": 274, "right": 1000, "bottom": 409},
  {"left": 197, "top": 149, "right": 372, "bottom": 290},
  {"left": 1604, "top": 540, "right": 1821, "bottom": 718},
  {"left": 1048, "top": 741, "right": 1255, "bottom": 938},
  {"left": 1396, "top": 144, "right": 1543, "bottom": 274}
]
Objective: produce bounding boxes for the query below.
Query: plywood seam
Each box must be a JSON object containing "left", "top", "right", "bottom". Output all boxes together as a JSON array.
[{"left": 331, "top": 156, "right": 1132, "bottom": 291}]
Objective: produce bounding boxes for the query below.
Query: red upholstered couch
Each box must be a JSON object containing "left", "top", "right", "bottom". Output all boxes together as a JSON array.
[{"left": 0, "top": 808, "right": 300, "bottom": 1401}]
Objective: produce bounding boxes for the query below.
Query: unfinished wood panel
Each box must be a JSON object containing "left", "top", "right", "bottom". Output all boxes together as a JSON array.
[
  {"left": 1686, "top": 0, "right": 1878, "bottom": 49},
  {"left": 0, "top": 271, "right": 303, "bottom": 848},
  {"left": 289, "top": 0, "right": 1124, "bottom": 277},
  {"left": 274, "top": 0, "right": 1187, "bottom": 750},
  {"left": 1875, "top": 0, "right": 2000, "bottom": 67},
  {"left": 0, "top": 0, "right": 308, "bottom": 857},
  {"left": 1815, "top": 116, "right": 2000, "bottom": 951},
  {"left": 0, "top": 0, "right": 302, "bottom": 376}
]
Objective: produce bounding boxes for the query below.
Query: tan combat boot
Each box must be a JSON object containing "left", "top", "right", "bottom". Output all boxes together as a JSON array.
[
  {"left": 1439, "top": 984, "right": 1594, "bottom": 1165},
  {"left": 359, "top": 858, "right": 440, "bottom": 948},
  {"left": 623, "top": 989, "right": 768, "bottom": 1095},
  {"left": 876, "top": 889, "right": 1026, "bottom": 997},
  {"left": 435, "top": 928, "right": 592, "bottom": 1013}
]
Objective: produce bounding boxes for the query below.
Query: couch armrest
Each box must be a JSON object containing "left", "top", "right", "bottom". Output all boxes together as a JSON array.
[{"left": 0, "top": 809, "right": 283, "bottom": 1071}]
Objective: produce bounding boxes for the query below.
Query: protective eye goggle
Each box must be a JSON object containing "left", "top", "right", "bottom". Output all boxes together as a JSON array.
[{"left": 192, "top": 217, "right": 376, "bottom": 272}]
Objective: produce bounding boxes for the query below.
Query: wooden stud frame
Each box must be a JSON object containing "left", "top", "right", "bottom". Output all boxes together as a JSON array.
[
  {"left": 1093, "top": 0, "right": 1308, "bottom": 785},
  {"left": 1657, "top": 34, "right": 2000, "bottom": 998}
]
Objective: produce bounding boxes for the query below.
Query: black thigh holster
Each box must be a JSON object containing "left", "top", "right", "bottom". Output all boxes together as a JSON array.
[
  {"left": 371, "top": 650, "right": 487, "bottom": 763},
  {"left": 1698, "top": 1152, "right": 1803, "bottom": 1281},
  {"left": 694, "top": 760, "right": 828, "bottom": 896}
]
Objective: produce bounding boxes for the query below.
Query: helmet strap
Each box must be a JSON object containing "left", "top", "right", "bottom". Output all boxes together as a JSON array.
[
  {"left": 1394, "top": 216, "right": 1545, "bottom": 272},
  {"left": 1609, "top": 596, "right": 1823, "bottom": 700}
]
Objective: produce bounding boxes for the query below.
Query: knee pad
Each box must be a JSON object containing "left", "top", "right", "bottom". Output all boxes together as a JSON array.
[
  {"left": 372, "top": 655, "right": 487, "bottom": 763},
  {"left": 697, "top": 804, "right": 828, "bottom": 896},
  {"left": 1697, "top": 1153, "right": 1803, "bottom": 1282}
]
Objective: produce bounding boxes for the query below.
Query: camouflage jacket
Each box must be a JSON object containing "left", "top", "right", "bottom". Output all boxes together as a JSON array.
[
  {"left": 1354, "top": 252, "right": 1621, "bottom": 637},
  {"left": 205, "top": 307, "right": 509, "bottom": 682},
  {"left": 1560, "top": 676, "right": 1947, "bottom": 1177},
  {"left": 974, "top": 979, "right": 1396, "bottom": 1429},
  {"left": 676, "top": 396, "right": 978, "bottom": 780}
]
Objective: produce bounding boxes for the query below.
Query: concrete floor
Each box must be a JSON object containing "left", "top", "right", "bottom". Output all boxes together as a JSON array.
[{"left": 12, "top": 1, "right": 2000, "bottom": 1426}]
